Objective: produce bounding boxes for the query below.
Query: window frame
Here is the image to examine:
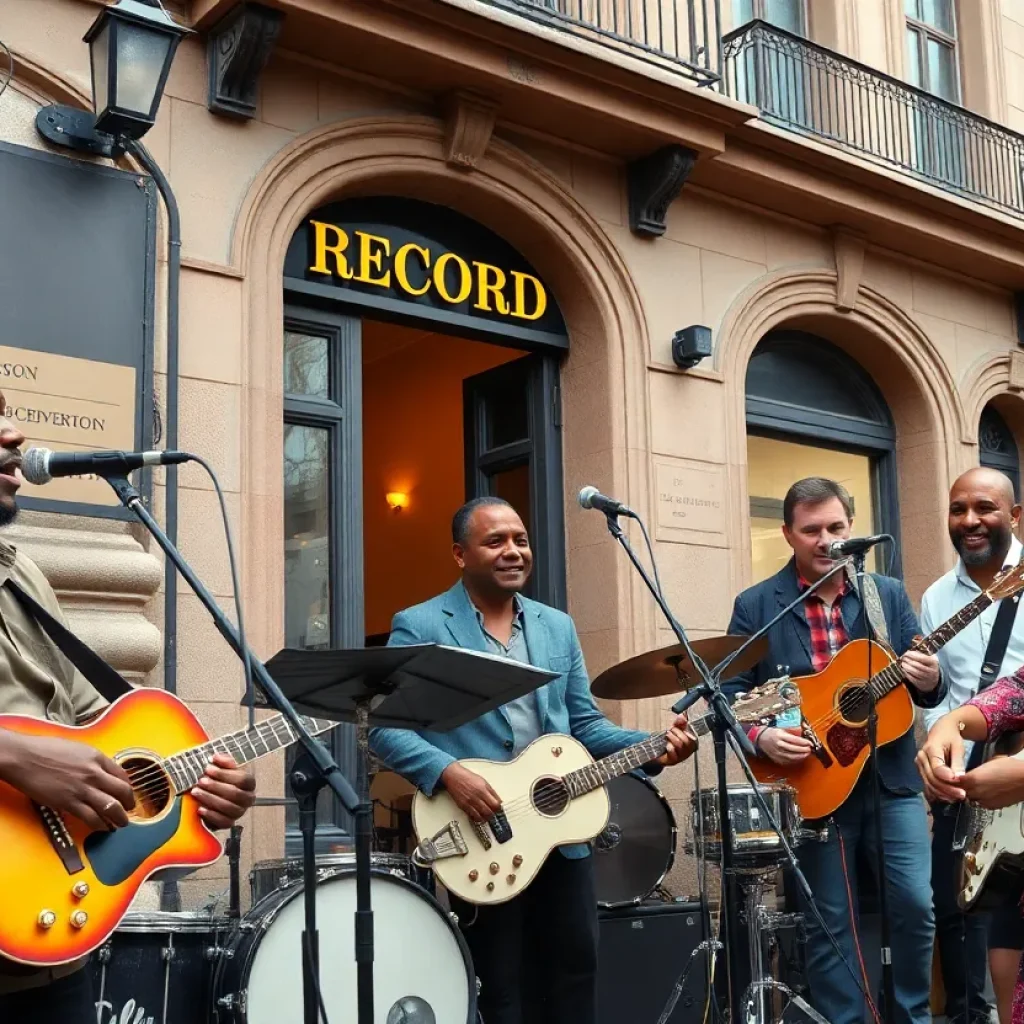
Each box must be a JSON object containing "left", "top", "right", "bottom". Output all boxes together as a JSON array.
[
  {"left": 905, "top": 0, "right": 960, "bottom": 102},
  {"left": 737, "top": 0, "right": 807, "bottom": 35}
]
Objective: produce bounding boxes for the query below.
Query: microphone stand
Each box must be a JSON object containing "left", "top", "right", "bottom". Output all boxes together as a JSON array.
[
  {"left": 851, "top": 548, "right": 896, "bottom": 1024},
  {"left": 102, "top": 475, "right": 369, "bottom": 1024},
  {"left": 599, "top": 509, "right": 753, "bottom": 1021}
]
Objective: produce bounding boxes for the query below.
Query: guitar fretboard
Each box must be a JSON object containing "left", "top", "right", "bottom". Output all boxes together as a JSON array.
[
  {"left": 870, "top": 591, "right": 994, "bottom": 701},
  {"left": 162, "top": 715, "right": 336, "bottom": 792}
]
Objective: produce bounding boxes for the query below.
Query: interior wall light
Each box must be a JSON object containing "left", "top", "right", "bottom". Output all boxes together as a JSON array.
[{"left": 386, "top": 492, "right": 409, "bottom": 513}]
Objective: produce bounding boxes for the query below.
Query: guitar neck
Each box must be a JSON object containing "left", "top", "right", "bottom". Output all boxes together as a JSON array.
[
  {"left": 872, "top": 590, "right": 994, "bottom": 699},
  {"left": 163, "top": 715, "right": 337, "bottom": 793}
]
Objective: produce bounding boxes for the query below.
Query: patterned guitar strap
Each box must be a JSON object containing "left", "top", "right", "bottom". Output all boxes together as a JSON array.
[{"left": 846, "top": 561, "right": 890, "bottom": 649}]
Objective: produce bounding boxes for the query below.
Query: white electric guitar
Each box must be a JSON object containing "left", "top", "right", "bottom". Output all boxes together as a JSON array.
[{"left": 411, "top": 679, "right": 799, "bottom": 905}]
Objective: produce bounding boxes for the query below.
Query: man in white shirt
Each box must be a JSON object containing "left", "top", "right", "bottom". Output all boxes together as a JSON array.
[{"left": 921, "top": 467, "right": 1024, "bottom": 1024}]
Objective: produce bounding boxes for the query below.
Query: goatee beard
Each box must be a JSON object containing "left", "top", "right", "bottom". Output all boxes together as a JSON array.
[
  {"left": 953, "top": 523, "right": 1011, "bottom": 568},
  {"left": 0, "top": 502, "right": 18, "bottom": 528}
]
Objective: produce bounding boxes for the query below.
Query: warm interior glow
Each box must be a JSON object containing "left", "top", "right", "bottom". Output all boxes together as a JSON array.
[{"left": 386, "top": 491, "right": 409, "bottom": 511}]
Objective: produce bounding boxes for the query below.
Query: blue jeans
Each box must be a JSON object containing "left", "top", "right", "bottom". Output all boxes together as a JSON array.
[{"left": 796, "top": 777, "right": 934, "bottom": 1024}]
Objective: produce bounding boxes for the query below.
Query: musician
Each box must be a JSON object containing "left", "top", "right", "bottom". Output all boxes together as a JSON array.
[
  {"left": 725, "top": 476, "right": 943, "bottom": 1024},
  {"left": 369, "top": 496, "right": 696, "bottom": 1024},
  {"left": 920, "top": 467, "right": 1024, "bottom": 1024},
  {"left": 0, "top": 395, "right": 257, "bottom": 1023}
]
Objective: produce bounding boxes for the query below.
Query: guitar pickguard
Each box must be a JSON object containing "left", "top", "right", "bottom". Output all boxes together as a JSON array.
[
  {"left": 83, "top": 798, "right": 183, "bottom": 886},
  {"left": 825, "top": 722, "right": 868, "bottom": 767}
]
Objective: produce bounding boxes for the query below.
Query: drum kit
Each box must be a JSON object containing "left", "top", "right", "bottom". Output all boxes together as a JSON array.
[{"left": 88, "top": 633, "right": 820, "bottom": 1024}]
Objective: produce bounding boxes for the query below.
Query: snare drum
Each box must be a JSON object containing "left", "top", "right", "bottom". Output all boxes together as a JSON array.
[
  {"left": 212, "top": 868, "right": 477, "bottom": 1023},
  {"left": 686, "top": 783, "right": 802, "bottom": 867},
  {"left": 249, "top": 851, "right": 415, "bottom": 906},
  {"left": 595, "top": 774, "right": 677, "bottom": 907},
  {"left": 91, "top": 911, "right": 226, "bottom": 1024}
]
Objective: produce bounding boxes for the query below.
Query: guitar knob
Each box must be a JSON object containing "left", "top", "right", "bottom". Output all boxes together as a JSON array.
[
  {"left": 468, "top": 870, "right": 479, "bottom": 882},
  {"left": 70, "top": 911, "right": 88, "bottom": 929},
  {"left": 486, "top": 882, "right": 495, "bottom": 892},
  {"left": 72, "top": 882, "right": 90, "bottom": 899},
  {"left": 489, "top": 862, "right": 499, "bottom": 875},
  {"left": 507, "top": 874, "right": 516, "bottom": 884},
  {"left": 512, "top": 854, "right": 523, "bottom": 868},
  {"left": 37, "top": 910, "right": 57, "bottom": 929}
]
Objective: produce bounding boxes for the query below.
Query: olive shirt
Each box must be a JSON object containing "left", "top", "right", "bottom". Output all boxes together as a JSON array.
[{"left": 0, "top": 535, "right": 107, "bottom": 993}]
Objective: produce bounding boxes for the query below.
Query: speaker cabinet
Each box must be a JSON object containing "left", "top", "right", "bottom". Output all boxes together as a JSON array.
[{"left": 597, "top": 901, "right": 707, "bottom": 1024}]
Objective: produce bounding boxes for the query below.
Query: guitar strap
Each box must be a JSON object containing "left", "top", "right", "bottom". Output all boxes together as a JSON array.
[
  {"left": 4, "top": 578, "right": 134, "bottom": 703},
  {"left": 847, "top": 562, "right": 890, "bottom": 648}
]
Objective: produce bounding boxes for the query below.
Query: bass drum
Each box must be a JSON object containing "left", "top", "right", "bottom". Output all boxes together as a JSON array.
[
  {"left": 594, "top": 774, "right": 677, "bottom": 908},
  {"left": 211, "top": 868, "right": 477, "bottom": 1024}
]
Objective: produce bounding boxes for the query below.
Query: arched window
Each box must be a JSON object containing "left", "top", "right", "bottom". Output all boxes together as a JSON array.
[
  {"left": 979, "top": 403, "right": 1020, "bottom": 500},
  {"left": 745, "top": 332, "right": 899, "bottom": 583}
]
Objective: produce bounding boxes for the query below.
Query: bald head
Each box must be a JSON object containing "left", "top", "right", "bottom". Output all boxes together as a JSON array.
[{"left": 948, "top": 467, "right": 1021, "bottom": 570}]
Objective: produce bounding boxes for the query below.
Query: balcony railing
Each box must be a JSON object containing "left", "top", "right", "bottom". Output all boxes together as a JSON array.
[
  {"left": 479, "top": 0, "right": 722, "bottom": 86},
  {"left": 723, "top": 20, "right": 1024, "bottom": 219}
]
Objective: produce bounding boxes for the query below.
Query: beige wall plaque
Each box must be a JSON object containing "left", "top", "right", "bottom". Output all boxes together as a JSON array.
[
  {"left": 655, "top": 460, "right": 725, "bottom": 540},
  {"left": 0, "top": 345, "right": 137, "bottom": 508}
]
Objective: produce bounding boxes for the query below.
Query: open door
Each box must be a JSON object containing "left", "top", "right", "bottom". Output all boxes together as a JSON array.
[{"left": 463, "top": 354, "right": 566, "bottom": 610}]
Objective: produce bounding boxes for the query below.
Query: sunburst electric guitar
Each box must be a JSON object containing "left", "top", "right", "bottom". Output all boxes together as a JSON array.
[
  {"left": 750, "top": 563, "right": 1024, "bottom": 820},
  {"left": 0, "top": 687, "right": 334, "bottom": 967},
  {"left": 411, "top": 678, "right": 800, "bottom": 905}
]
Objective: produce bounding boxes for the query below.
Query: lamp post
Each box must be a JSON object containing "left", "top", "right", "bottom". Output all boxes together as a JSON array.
[{"left": 36, "top": 0, "right": 189, "bottom": 157}]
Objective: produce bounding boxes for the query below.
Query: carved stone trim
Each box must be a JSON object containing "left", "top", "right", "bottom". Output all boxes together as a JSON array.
[
  {"left": 207, "top": 2, "right": 284, "bottom": 121},
  {"left": 1010, "top": 350, "right": 1024, "bottom": 392},
  {"left": 627, "top": 145, "right": 697, "bottom": 238},
  {"left": 441, "top": 91, "right": 499, "bottom": 171},
  {"left": 833, "top": 228, "right": 867, "bottom": 313}
]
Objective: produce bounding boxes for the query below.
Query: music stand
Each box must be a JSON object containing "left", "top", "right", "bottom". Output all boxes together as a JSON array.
[{"left": 263, "top": 644, "right": 558, "bottom": 1024}]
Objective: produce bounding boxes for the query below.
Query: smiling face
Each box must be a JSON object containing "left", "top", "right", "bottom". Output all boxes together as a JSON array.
[
  {"left": 0, "top": 392, "right": 25, "bottom": 527},
  {"left": 948, "top": 467, "right": 1020, "bottom": 569},
  {"left": 782, "top": 496, "right": 853, "bottom": 582},
  {"left": 453, "top": 503, "right": 533, "bottom": 600}
]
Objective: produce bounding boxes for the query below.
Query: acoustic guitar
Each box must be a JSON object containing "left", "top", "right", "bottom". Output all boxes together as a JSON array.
[
  {"left": 411, "top": 678, "right": 800, "bottom": 905},
  {"left": 0, "top": 687, "right": 333, "bottom": 966},
  {"left": 749, "top": 563, "right": 1024, "bottom": 820}
]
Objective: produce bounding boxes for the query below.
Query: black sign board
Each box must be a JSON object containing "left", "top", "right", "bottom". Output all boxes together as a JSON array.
[
  {"left": 0, "top": 142, "right": 155, "bottom": 518},
  {"left": 284, "top": 196, "right": 568, "bottom": 350}
]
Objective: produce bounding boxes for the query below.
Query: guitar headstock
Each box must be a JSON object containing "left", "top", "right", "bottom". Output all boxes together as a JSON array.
[
  {"left": 732, "top": 677, "right": 801, "bottom": 726},
  {"left": 987, "top": 563, "right": 1024, "bottom": 602}
]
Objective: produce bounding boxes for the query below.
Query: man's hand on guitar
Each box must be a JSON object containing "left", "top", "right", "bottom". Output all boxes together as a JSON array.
[
  {"left": 191, "top": 753, "right": 256, "bottom": 829},
  {"left": 756, "top": 727, "right": 813, "bottom": 765},
  {"left": 0, "top": 730, "right": 135, "bottom": 831},
  {"left": 916, "top": 720, "right": 967, "bottom": 802},
  {"left": 960, "top": 758, "right": 1024, "bottom": 810},
  {"left": 656, "top": 713, "right": 699, "bottom": 767},
  {"left": 441, "top": 762, "right": 503, "bottom": 822},
  {"left": 899, "top": 649, "right": 941, "bottom": 693}
]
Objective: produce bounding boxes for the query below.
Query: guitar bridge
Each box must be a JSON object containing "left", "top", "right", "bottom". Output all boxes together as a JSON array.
[
  {"left": 412, "top": 821, "right": 468, "bottom": 866},
  {"left": 35, "top": 803, "right": 84, "bottom": 875}
]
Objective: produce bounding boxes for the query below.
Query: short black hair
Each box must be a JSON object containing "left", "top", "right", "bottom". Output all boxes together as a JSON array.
[
  {"left": 783, "top": 477, "right": 853, "bottom": 527},
  {"left": 452, "top": 496, "right": 514, "bottom": 544}
]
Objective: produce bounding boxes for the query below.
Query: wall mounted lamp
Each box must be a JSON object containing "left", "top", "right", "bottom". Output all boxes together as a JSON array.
[
  {"left": 386, "top": 492, "right": 410, "bottom": 513},
  {"left": 671, "top": 325, "right": 713, "bottom": 370}
]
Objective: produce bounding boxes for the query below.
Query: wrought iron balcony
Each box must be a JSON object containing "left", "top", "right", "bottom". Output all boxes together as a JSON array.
[
  {"left": 478, "top": 0, "right": 722, "bottom": 86},
  {"left": 723, "top": 20, "right": 1024, "bottom": 219}
]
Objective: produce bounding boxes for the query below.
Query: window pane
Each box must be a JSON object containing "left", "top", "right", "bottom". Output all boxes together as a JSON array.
[
  {"left": 906, "top": 27, "right": 923, "bottom": 88},
  {"left": 284, "top": 331, "right": 329, "bottom": 398},
  {"left": 927, "top": 37, "right": 957, "bottom": 101},
  {"left": 486, "top": 388, "right": 529, "bottom": 449},
  {"left": 765, "top": 0, "right": 803, "bottom": 34},
  {"left": 921, "top": 0, "right": 954, "bottom": 35},
  {"left": 747, "top": 435, "right": 879, "bottom": 584},
  {"left": 490, "top": 463, "right": 531, "bottom": 538},
  {"left": 904, "top": 0, "right": 920, "bottom": 18},
  {"left": 284, "top": 423, "right": 332, "bottom": 650},
  {"left": 733, "top": 0, "right": 755, "bottom": 24}
]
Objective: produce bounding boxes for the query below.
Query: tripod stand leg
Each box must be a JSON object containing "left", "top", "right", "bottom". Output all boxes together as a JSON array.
[{"left": 354, "top": 701, "right": 375, "bottom": 1024}]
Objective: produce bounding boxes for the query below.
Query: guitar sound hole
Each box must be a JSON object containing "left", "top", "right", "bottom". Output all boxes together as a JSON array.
[
  {"left": 837, "top": 685, "right": 871, "bottom": 724},
  {"left": 532, "top": 776, "right": 569, "bottom": 818},
  {"left": 120, "top": 756, "right": 172, "bottom": 821}
]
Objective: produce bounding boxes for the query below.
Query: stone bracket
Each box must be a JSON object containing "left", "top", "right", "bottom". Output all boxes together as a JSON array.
[
  {"left": 207, "top": 2, "right": 284, "bottom": 120},
  {"left": 833, "top": 227, "right": 866, "bottom": 313},
  {"left": 627, "top": 145, "right": 697, "bottom": 237},
  {"left": 1010, "top": 351, "right": 1024, "bottom": 392},
  {"left": 441, "top": 90, "right": 499, "bottom": 171}
]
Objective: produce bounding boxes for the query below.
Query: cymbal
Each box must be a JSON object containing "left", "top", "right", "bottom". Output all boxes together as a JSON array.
[{"left": 590, "top": 635, "right": 768, "bottom": 701}]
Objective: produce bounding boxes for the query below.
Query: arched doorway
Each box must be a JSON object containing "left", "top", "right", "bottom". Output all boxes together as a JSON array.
[
  {"left": 745, "top": 331, "right": 899, "bottom": 582},
  {"left": 979, "top": 402, "right": 1020, "bottom": 499}
]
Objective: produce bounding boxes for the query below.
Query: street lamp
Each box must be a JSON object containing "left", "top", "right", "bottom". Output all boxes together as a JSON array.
[{"left": 36, "top": 0, "right": 190, "bottom": 157}]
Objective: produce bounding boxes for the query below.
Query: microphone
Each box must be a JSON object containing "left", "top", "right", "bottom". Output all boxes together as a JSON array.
[
  {"left": 22, "top": 447, "right": 192, "bottom": 485},
  {"left": 827, "top": 534, "right": 889, "bottom": 560},
  {"left": 577, "top": 485, "right": 635, "bottom": 518}
]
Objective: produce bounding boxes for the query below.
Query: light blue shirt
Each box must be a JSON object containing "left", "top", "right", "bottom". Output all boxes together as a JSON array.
[{"left": 920, "top": 536, "right": 1024, "bottom": 762}]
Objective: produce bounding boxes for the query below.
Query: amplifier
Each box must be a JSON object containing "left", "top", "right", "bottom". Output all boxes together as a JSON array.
[{"left": 597, "top": 901, "right": 708, "bottom": 1024}]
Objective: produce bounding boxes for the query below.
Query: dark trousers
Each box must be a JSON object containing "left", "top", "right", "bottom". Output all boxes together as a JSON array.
[
  {"left": 448, "top": 851, "right": 598, "bottom": 1024},
  {"left": 931, "top": 804, "right": 992, "bottom": 1024},
  {"left": 0, "top": 966, "right": 95, "bottom": 1024}
]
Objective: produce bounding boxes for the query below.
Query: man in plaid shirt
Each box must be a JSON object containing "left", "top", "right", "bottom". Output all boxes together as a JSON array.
[{"left": 725, "top": 477, "right": 943, "bottom": 1024}]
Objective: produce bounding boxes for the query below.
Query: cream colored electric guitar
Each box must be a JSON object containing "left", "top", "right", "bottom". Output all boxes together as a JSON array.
[{"left": 411, "top": 679, "right": 799, "bottom": 905}]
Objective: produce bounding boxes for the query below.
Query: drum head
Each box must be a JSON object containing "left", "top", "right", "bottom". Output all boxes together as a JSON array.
[
  {"left": 242, "top": 870, "right": 473, "bottom": 1024},
  {"left": 594, "top": 774, "right": 676, "bottom": 907}
]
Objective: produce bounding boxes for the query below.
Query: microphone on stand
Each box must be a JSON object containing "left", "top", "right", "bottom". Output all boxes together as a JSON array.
[
  {"left": 827, "top": 534, "right": 890, "bottom": 560},
  {"left": 577, "top": 485, "right": 635, "bottom": 518},
  {"left": 21, "top": 446, "right": 191, "bottom": 485}
]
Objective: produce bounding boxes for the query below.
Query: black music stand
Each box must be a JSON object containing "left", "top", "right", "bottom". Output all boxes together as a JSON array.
[{"left": 263, "top": 644, "right": 559, "bottom": 1024}]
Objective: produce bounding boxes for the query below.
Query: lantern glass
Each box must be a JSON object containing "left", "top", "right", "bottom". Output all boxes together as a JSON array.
[
  {"left": 112, "top": 21, "right": 174, "bottom": 119},
  {"left": 89, "top": 19, "right": 111, "bottom": 119}
]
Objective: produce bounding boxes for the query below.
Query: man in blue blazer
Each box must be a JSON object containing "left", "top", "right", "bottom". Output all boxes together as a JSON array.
[
  {"left": 726, "top": 477, "right": 944, "bottom": 1024},
  {"left": 371, "top": 496, "right": 696, "bottom": 1024}
]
